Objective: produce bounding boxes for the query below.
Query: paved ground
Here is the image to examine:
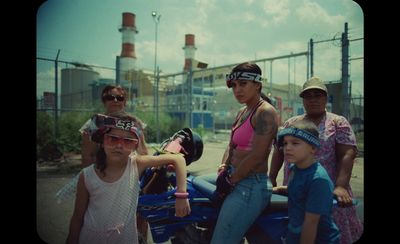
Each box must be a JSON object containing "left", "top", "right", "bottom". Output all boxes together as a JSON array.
[{"left": 36, "top": 139, "right": 364, "bottom": 244}]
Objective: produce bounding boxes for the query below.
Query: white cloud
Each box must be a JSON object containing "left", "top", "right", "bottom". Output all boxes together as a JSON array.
[
  {"left": 244, "top": 0, "right": 254, "bottom": 5},
  {"left": 262, "top": 0, "right": 290, "bottom": 24},
  {"left": 296, "top": 0, "right": 345, "bottom": 27},
  {"left": 195, "top": 0, "right": 216, "bottom": 24},
  {"left": 243, "top": 12, "right": 256, "bottom": 23},
  {"left": 260, "top": 20, "right": 270, "bottom": 28},
  {"left": 273, "top": 41, "right": 308, "bottom": 55},
  {"left": 135, "top": 40, "right": 155, "bottom": 68},
  {"left": 37, "top": 0, "right": 363, "bottom": 98},
  {"left": 92, "top": 66, "right": 115, "bottom": 79}
]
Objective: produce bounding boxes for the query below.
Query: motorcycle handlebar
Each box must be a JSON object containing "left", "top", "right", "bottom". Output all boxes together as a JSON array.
[{"left": 333, "top": 198, "right": 358, "bottom": 206}]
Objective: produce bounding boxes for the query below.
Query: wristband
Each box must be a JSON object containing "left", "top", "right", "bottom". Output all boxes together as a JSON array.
[{"left": 174, "top": 192, "right": 189, "bottom": 199}]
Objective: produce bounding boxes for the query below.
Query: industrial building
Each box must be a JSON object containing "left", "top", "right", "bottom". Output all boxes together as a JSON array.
[
  {"left": 60, "top": 64, "right": 99, "bottom": 110},
  {"left": 38, "top": 12, "right": 361, "bottom": 132}
]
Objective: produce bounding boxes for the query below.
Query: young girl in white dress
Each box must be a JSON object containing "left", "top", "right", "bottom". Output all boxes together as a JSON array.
[{"left": 66, "top": 112, "right": 191, "bottom": 244}]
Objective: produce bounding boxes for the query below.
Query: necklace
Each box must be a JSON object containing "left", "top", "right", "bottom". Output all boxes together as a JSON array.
[
  {"left": 239, "top": 108, "right": 251, "bottom": 124},
  {"left": 239, "top": 99, "right": 263, "bottom": 124}
]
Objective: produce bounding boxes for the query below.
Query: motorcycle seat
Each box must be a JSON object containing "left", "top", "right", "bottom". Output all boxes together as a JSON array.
[
  {"left": 192, "top": 174, "right": 288, "bottom": 213},
  {"left": 262, "top": 194, "right": 288, "bottom": 214},
  {"left": 192, "top": 174, "right": 216, "bottom": 199}
]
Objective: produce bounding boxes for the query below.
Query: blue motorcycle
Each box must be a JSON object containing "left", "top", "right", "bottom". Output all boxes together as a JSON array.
[{"left": 138, "top": 128, "right": 289, "bottom": 244}]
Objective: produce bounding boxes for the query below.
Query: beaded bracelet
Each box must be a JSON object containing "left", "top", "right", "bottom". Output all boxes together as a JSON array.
[{"left": 174, "top": 192, "right": 189, "bottom": 199}]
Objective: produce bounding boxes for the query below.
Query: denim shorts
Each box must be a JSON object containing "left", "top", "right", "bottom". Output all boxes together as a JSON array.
[{"left": 210, "top": 171, "right": 273, "bottom": 244}]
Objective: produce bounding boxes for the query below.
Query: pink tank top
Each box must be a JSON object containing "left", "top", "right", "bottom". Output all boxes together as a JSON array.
[{"left": 231, "top": 100, "right": 263, "bottom": 151}]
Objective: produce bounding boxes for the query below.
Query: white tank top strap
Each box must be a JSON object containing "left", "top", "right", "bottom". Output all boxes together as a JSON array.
[{"left": 82, "top": 164, "right": 97, "bottom": 191}]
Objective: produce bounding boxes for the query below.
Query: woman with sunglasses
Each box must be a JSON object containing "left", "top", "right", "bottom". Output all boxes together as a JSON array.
[
  {"left": 66, "top": 112, "right": 191, "bottom": 244},
  {"left": 80, "top": 85, "right": 148, "bottom": 168}
]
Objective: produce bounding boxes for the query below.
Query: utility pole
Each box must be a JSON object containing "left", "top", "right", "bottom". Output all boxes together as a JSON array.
[
  {"left": 309, "top": 38, "right": 314, "bottom": 78},
  {"left": 201, "top": 71, "right": 204, "bottom": 128},
  {"left": 341, "top": 22, "right": 350, "bottom": 120},
  {"left": 288, "top": 54, "right": 291, "bottom": 115},
  {"left": 156, "top": 66, "right": 160, "bottom": 143},
  {"left": 152, "top": 11, "right": 161, "bottom": 143},
  {"left": 54, "top": 49, "right": 60, "bottom": 141},
  {"left": 115, "top": 56, "right": 120, "bottom": 85},
  {"left": 187, "top": 61, "right": 193, "bottom": 128}
]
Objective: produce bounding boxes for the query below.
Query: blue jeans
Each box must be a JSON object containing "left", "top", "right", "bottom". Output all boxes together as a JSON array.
[{"left": 210, "top": 172, "right": 272, "bottom": 244}]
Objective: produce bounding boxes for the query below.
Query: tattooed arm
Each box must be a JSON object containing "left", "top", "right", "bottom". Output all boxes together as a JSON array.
[{"left": 230, "top": 103, "right": 278, "bottom": 184}]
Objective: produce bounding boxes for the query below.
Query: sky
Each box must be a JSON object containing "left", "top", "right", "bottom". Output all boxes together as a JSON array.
[{"left": 36, "top": 0, "right": 364, "bottom": 98}]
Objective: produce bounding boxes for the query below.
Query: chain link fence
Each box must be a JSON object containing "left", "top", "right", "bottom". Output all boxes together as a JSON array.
[{"left": 37, "top": 48, "right": 363, "bottom": 160}]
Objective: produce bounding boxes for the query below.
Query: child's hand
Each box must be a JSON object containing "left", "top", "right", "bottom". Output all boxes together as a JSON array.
[{"left": 175, "top": 198, "right": 191, "bottom": 217}]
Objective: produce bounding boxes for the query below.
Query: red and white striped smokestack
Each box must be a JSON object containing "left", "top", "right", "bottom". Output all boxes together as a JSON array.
[
  {"left": 118, "top": 12, "right": 138, "bottom": 81},
  {"left": 119, "top": 12, "right": 138, "bottom": 58},
  {"left": 183, "top": 34, "right": 197, "bottom": 72}
]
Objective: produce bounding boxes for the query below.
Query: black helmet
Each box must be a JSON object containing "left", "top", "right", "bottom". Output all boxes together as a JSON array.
[
  {"left": 182, "top": 128, "right": 203, "bottom": 165},
  {"left": 161, "top": 128, "right": 203, "bottom": 165}
]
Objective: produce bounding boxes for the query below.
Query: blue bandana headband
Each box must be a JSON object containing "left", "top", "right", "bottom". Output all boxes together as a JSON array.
[
  {"left": 226, "top": 71, "right": 262, "bottom": 88},
  {"left": 277, "top": 127, "right": 321, "bottom": 148}
]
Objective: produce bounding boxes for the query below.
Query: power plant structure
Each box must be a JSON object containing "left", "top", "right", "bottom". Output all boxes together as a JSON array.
[
  {"left": 116, "top": 12, "right": 156, "bottom": 108},
  {"left": 116, "top": 12, "right": 138, "bottom": 84},
  {"left": 60, "top": 64, "right": 99, "bottom": 111},
  {"left": 46, "top": 12, "right": 362, "bottom": 133},
  {"left": 183, "top": 34, "right": 196, "bottom": 72}
]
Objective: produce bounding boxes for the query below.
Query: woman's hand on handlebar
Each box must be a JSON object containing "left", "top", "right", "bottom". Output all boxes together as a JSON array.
[{"left": 333, "top": 186, "right": 354, "bottom": 208}]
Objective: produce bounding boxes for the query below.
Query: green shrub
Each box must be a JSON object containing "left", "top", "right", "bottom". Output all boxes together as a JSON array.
[
  {"left": 193, "top": 124, "right": 205, "bottom": 138},
  {"left": 132, "top": 111, "right": 185, "bottom": 143},
  {"left": 37, "top": 111, "right": 57, "bottom": 160},
  {"left": 37, "top": 111, "right": 93, "bottom": 160},
  {"left": 36, "top": 109, "right": 186, "bottom": 159},
  {"left": 58, "top": 111, "right": 93, "bottom": 153}
]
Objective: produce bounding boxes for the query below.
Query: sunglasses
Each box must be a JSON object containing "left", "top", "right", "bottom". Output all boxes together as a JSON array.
[
  {"left": 103, "top": 94, "right": 125, "bottom": 102},
  {"left": 104, "top": 134, "right": 138, "bottom": 148}
]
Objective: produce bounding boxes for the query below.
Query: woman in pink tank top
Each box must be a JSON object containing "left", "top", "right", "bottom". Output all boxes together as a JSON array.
[{"left": 211, "top": 62, "right": 279, "bottom": 243}]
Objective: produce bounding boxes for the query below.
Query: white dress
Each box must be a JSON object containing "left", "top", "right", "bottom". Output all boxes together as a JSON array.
[{"left": 79, "top": 156, "right": 140, "bottom": 244}]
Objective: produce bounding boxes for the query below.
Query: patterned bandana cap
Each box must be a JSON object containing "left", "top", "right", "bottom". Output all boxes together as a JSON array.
[
  {"left": 225, "top": 71, "right": 262, "bottom": 88},
  {"left": 93, "top": 114, "right": 142, "bottom": 138},
  {"left": 277, "top": 127, "right": 321, "bottom": 148}
]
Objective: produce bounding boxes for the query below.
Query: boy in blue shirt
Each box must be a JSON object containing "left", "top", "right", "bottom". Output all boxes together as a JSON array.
[{"left": 273, "top": 120, "right": 340, "bottom": 243}]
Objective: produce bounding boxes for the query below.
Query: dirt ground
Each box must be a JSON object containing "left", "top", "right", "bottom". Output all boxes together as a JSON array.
[{"left": 36, "top": 141, "right": 364, "bottom": 244}]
